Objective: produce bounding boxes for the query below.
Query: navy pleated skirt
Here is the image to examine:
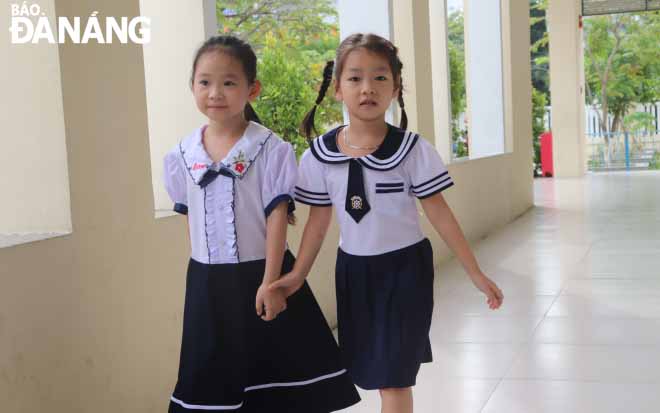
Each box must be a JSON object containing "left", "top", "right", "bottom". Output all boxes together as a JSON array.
[
  {"left": 335, "top": 238, "right": 434, "bottom": 390},
  {"left": 169, "top": 251, "right": 360, "bottom": 413}
]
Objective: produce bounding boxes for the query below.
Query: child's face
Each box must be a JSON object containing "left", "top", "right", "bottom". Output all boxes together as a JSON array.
[
  {"left": 192, "top": 51, "right": 260, "bottom": 124},
  {"left": 335, "top": 48, "right": 399, "bottom": 123}
]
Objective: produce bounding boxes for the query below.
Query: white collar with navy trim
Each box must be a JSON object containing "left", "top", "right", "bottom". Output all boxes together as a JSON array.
[{"left": 179, "top": 121, "right": 273, "bottom": 184}]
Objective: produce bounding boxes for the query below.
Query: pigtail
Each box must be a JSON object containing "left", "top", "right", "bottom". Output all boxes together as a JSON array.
[
  {"left": 397, "top": 88, "right": 408, "bottom": 130},
  {"left": 244, "top": 103, "right": 261, "bottom": 125},
  {"left": 300, "top": 60, "right": 335, "bottom": 140}
]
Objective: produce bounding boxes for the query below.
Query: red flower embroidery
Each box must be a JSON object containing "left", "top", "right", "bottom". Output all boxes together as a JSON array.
[{"left": 234, "top": 162, "right": 245, "bottom": 173}]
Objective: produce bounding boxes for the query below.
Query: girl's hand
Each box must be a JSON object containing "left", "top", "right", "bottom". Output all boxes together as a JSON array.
[
  {"left": 268, "top": 271, "right": 305, "bottom": 298},
  {"left": 255, "top": 284, "right": 287, "bottom": 321},
  {"left": 469, "top": 272, "right": 503, "bottom": 310}
]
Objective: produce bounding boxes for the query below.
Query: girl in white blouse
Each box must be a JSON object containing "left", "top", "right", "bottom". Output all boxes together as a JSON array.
[
  {"left": 270, "top": 33, "right": 503, "bottom": 413},
  {"left": 162, "top": 35, "right": 359, "bottom": 413}
]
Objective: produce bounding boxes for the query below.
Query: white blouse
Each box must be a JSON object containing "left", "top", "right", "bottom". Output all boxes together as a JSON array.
[
  {"left": 163, "top": 121, "right": 297, "bottom": 264},
  {"left": 295, "top": 124, "right": 454, "bottom": 256}
]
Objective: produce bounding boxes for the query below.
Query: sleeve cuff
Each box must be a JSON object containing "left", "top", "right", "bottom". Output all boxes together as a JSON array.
[
  {"left": 173, "top": 203, "right": 188, "bottom": 215},
  {"left": 415, "top": 181, "right": 454, "bottom": 199},
  {"left": 294, "top": 186, "right": 333, "bottom": 206},
  {"left": 264, "top": 194, "right": 295, "bottom": 218},
  {"left": 411, "top": 172, "right": 454, "bottom": 199}
]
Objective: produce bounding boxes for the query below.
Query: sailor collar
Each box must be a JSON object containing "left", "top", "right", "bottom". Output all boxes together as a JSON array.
[
  {"left": 179, "top": 121, "right": 273, "bottom": 185},
  {"left": 309, "top": 123, "right": 419, "bottom": 171}
]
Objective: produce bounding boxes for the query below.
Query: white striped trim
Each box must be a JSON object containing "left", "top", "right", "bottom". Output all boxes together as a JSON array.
[
  {"left": 294, "top": 191, "right": 331, "bottom": 201},
  {"left": 245, "top": 369, "right": 348, "bottom": 391},
  {"left": 412, "top": 175, "right": 452, "bottom": 195},
  {"left": 360, "top": 130, "right": 417, "bottom": 169},
  {"left": 413, "top": 179, "right": 454, "bottom": 198},
  {"left": 295, "top": 195, "right": 333, "bottom": 206},
  {"left": 313, "top": 137, "right": 349, "bottom": 162},
  {"left": 170, "top": 396, "right": 243, "bottom": 411},
  {"left": 294, "top": 186, "right": 332, "bottom": 205},
  {"left": 170, "top": 369, "right": 348, "bottom": 410}
]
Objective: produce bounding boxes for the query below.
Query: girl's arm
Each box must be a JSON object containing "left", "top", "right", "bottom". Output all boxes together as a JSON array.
[
  {"left": 268, "top": 206, "right": 333, "bottom": 297},
  {"left": 420, "top": 193, "right": 503, "bottom": 309},
  {"left": 255, "top": 202, "right": 289, "bottom": 320}
]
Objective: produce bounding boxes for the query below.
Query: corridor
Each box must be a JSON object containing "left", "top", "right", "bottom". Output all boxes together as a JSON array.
[{"left": 342, "top": 171, "right": 660, "bottom": 412}]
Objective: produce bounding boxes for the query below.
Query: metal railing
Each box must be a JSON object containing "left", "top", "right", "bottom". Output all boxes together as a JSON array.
[{"left": 587, "top": 131, "right": 660, "bottom": 171}]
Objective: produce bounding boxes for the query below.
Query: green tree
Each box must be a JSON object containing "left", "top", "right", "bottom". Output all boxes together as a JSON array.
[
  {"left": 217, "top": 0, "right": 337, "bottom": 50},
  {"left": 216, "top": 0, "right": 342, "bottom": 154},
  {"left": 254, "top": 33, "right": 338, "bottom": 156},
  {"left": 531, "top": 88, "right": 547, "bottom": 174},
  {"left": 447, "top": 11, "right": 466, "bottom": 121},
  {"left": 447, "top": 10, "right": 468, "bottom": 157},
  {"left": 584, "top": 12, "right": 660, "bottom": 136},
  {"left": 530, "top": 0, "right": 550, "bottom": 99}
]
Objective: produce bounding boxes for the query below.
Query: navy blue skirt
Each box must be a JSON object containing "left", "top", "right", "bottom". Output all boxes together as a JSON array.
[
  {"left": 335, "top": 238, "right": 434, "bottom": 390},
  {"left": 169, "top": 251, "right": 360, "bottom": 413}
]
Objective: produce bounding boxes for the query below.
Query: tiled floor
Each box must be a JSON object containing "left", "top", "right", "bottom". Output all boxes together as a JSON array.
[{"left": 340, "top": 171, "right": 660, "bottom": 412}]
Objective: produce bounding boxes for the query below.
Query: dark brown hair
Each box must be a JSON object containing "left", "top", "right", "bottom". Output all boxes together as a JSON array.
[
  {"left": 300, "top": 33, "right": 407, "bottom": 138},
  {"left": 191, "top": 35, "right": 261, "bottom": 124}
]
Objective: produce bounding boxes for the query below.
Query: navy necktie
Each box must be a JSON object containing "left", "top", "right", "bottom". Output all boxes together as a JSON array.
[{"left": 345, "top": 159, "right": 370, "bottom": 223}]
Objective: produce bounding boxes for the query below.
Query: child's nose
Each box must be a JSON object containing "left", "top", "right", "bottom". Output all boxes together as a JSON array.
[
  {"left": 361, "top": 80, "right": 375, "bottom": 94},
  {"left": 209, "top": 85, "right": 223, "bottom": 99}
]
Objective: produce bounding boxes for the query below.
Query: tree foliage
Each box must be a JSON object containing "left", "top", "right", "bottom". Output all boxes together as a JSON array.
[
  {"left": 216, "top": 0, "right": 342, "bottom": 155},
  {"left": 531, "top": 88, "right": 547, "bottom": 174},
  {"left": 584, "top": 12, "right": 660, "bottom": 135},
  {"left": 447, "top": 10, "right": 468, "bottom": 157},
  {"left": 530, "top": 0, "right": 550, "bottom": 99}
]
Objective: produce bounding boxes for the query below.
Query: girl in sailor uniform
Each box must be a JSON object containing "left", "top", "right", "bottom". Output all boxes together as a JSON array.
[
  {"left": 269, "top": 33, "right": 503, "bottom": 413},
  {"left": 163, "top": 36, "right": 359, "bottom": 413}
]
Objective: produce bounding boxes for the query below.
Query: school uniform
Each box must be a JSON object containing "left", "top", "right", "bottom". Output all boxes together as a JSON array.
[
  {"left": 295, "top": 124, "right": 454, "bottom": 390},
  {"left": 163, "top": 121, "right": 360, "bottom": 412}
]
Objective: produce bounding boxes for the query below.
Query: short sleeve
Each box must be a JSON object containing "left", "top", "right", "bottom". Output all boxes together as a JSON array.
[
  {"left": 163, "top": 147, "right": 189, "bottom": 215},
  {"left": 294, "top": 149, "right": 332, "bottom": 207},
  {"left": 406, "top": 138, "right": 454, "bottom": 199},
  {"left": 262, "top": 140, "right": 298, "bottom": 217}
]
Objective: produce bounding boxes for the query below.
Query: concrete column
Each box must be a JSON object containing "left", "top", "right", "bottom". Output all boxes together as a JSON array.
[
  {"left": 139, "top": 0, "right": 209, "bottom": 215},
  {"left": 428, "top": 0, "right": 453, "bottom": 161},
  {"left": 391, "top": 0, "right": 438, "bottom": 144},
  {"left": 548, "top": 0, "right": 586, "bottom": 177}
]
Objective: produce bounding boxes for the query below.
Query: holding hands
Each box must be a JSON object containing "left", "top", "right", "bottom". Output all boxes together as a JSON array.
[
  {"left": 256, "top": 283, "right": 287, "bottom": 321},
  {"left": 268, "top": 271, "right": 305, "bottom": 298}
]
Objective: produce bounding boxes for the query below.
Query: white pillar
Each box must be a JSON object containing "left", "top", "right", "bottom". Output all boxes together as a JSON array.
[
  {"left": 548, "top": 0, "right": 586, "bottom": 177},
  {"left": 428, "top": 0, "right": 453, "bottom": 161},
  {"left": 139, "top": 0, "right": 209, "bottom": 215}
]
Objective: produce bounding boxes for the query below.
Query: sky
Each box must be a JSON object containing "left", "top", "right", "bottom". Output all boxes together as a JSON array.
[{"left": 447, "top": 0, "right": 464, "bottom": 13}]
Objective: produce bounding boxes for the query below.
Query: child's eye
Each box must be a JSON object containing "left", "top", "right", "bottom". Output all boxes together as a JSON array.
[
  {"left": 199, "top": 80, "right": 209, "bottom": 86},
  {"left": 375, "top": 75, "right": 388, "bottom": 81},
  {"left": 224, "top": 81, "right": 237, "bottom": 86},
  {"left": 347, "top": 76, "right": 360, "bottom": 82}
]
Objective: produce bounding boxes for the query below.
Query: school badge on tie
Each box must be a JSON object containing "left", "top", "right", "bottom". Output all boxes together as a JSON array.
[
  {"left": 345, "top": 159, "right": 370, "bottom": 223},
  {"left": 350, "top": 195, "right": 363, "bottom": 210}
]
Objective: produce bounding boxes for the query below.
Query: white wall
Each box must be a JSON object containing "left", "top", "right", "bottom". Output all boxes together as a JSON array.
[{"left": 0, "top": 0, "right": 71, "bottom": 234}]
